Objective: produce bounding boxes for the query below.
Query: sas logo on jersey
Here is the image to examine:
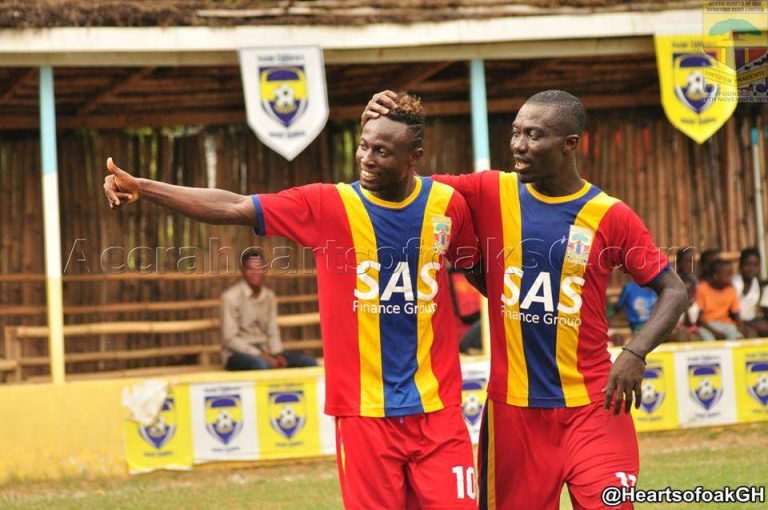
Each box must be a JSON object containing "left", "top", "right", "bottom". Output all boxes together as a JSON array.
[
  {"left": 432, "top": 216, "right": 452, "bottom": 255},
  {"left": 259, "top": 66, "right": 308, "bottom": 128},
  {"left": 461, "top": 379, "right": 486, "bottom": 426},
  {"left": 205, "top": 394, "right": 244, "bottom": 445},
  {"left": 688, "top": 363, "right": 723, "bottom": 411},
  {"left": 269, "top": 391, "right": 307, "bottom": 439},
  {"left": 565, "top": 225, "right": 593, "bottom": 266},
  {"left": 139, "top": 397, "right": 177, "bottom": 450},
  {"left": 746, "top": 361, "right": 768, "bottom": 407},
  {"left": 640, "top": 366, "right": 665, "bottom": 415}
]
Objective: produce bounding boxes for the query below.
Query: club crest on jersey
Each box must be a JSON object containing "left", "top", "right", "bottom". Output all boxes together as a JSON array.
[
  {"left": 461, "top": 379, "right": 486, "bottom": 426},
  {"left": 139, "top": 397, "right": 176, "bottom": 450},
  {"left": 259, "top": 66, "right": 308, "bottom": 128},
  {"left": 205, "top": 394, "right": 244, "bottom": 445},
  {"left": 640, "top": 366, "right": 665, "bottom": 415},
  {"left": 432, "top": 216, "right": 452, "bottom": 254},
  {"left": 688, "top": 363, "right": 723, "bottom": 411},
  {"left": 747, "top": 361, "right": 768, "bottom": 407},
  {"left": 269, "top": 391, "right": 307, "bottom": 439},
  {"left": 565, "top": 225, "right": 593, "bottom": 266}
]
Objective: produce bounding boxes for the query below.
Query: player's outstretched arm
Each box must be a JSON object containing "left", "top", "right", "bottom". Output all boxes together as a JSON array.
[
  {"left": 604, "top": 270, "right": 687, "bottom": 415},
  {"left": 103, "top": 157, "right": 256, "bottom": 225}
]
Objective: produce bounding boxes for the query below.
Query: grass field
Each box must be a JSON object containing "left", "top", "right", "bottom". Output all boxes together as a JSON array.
[{"left": 1, "top": 422, "right": 766, "bottom": 510}]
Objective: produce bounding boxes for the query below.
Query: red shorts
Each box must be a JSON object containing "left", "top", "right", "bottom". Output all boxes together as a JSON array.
[
  {"left": 335, "top": 405, "right": 476, "bottom": 509},
  {"left": 478, "top": 400, "right": 639, "bottom": 510}
]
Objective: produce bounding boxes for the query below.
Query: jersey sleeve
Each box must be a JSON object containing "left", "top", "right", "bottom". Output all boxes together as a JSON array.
[
  {"left": 603, "top": 201, "right": 670, "bottom": 286},
  {"left": 431, "top": 172, "right": 485, "bottom": 210},
  {"left": 251, "top": 183, "right": 325, "bottom": 248},
  {"left": 444, "top": 190, "right": 481, "bottom": 270}
]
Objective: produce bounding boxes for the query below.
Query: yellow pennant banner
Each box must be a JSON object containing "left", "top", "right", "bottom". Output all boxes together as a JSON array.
[{"left": 655, "top": 35, "right": 738, "bottom": 144}]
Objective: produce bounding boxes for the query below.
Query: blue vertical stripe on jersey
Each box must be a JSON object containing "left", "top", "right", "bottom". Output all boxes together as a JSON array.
[
  {"left": 353, "top": 178, "right": 433, "bottom": 415},
  {"left": 517, "top": 180, "right": 602, "bottom": 407}
]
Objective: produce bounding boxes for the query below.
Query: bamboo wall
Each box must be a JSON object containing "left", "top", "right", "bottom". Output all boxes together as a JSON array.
[{"left": 1, "top": 106, "right": 767, "bottom": 374}]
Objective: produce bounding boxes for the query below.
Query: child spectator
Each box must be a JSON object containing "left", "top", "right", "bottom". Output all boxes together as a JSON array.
[
  {"left": 698, "top": 248, "right": 721, "bottom": 282},
  {"left": 616, "top": 282, "right": 658, "bottom": 333},
  {"left": 696, "top": 259, "right": 744, "bottom": 340},
  {"left": 669, "top": 274, "right": 702, "bottom": 342},
  {"left": 733, "top": 247, "right": 768, "bottom": 337}
]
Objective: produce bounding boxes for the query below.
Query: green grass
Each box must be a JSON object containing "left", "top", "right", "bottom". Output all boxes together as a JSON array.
[{"left": 1, "top": 423, "right": 766, "bottom": 510}]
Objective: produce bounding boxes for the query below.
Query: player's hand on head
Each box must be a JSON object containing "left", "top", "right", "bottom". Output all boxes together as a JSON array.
[
  {"left": 361, "top": 90, "right": 399, "bottom": 127},
  {"left": 104, "top": 157, "right": 139, "bottom": 209},
  {"left": 603, "top": 349, "right": 646, "bottom": 415}
]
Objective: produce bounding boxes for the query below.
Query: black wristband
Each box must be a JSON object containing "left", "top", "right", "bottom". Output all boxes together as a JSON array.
[{"left": 622, "top": 346, "right": 646, "bottom": 364}]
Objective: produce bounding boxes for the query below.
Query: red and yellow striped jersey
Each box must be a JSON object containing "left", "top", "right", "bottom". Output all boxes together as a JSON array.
[
  {"left": 251, "top": 176, "right": 480, "bottom": 417},
  {"left": 434, "top": 171, "right": 669, "bottom": 408}
]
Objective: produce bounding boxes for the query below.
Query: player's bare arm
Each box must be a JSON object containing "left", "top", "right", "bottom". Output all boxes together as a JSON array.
[
  {"left": 103, "top": 157, "right": 256, "bottom": 225},
  {"left": 604, "top": 270, "right": 688, "bottom": 415}
]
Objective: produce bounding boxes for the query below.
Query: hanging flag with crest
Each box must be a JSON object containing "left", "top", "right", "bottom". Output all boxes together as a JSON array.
[
  {"left": 655, "top": 35, "right": 738, "bottom": 144},
  {"left": 239, "top": 47, "right": 329, "bottom": 161}
]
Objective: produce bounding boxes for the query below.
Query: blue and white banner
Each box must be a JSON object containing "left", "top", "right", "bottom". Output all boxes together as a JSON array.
[{"left": 239, "top": 46, "right": 329, "bottom": 161}]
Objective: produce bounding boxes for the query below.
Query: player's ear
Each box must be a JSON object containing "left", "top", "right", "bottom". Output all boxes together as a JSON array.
[
  {"left": 410, "top": 147, "right": 424, "bottom": 165},
  {"left": 563, "top": 134, "right": 579, "bottom": 154}
]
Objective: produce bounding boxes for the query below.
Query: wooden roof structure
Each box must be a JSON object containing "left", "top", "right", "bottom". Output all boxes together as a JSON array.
[
  {"left": 1, "top": 0, "right": 699, "bottom": 28},
  {"left": 0, "top": 0, "right": 702, "bottom": 131},
  {"left": 0, "top": 54, "right": 661, "bottom": 131}
]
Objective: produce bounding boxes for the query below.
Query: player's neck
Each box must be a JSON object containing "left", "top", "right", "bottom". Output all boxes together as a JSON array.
[
  {"left": 530, "top": 167, "right": 583, "bottom": 197},
  {"left": 370, "top": 175, "right": 417, "bottom": 203}
]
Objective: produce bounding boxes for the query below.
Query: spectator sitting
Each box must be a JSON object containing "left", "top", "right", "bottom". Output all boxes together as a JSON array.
[
  {"left": 733, "top": 247, "right": 768, "bottom": 337},
  {"left": 221, "top": 249, "right": 318, "bottom": 371},
  {"left": 696, "top": 259, "right": 744, "bottom": 340},
  {"left": 698, "top": 248, "right": 721, "bottom": 282},
  {"left": 669, "top": 274, "right": 702, "bottom": 342},
  {"left": 616, "top": 281, "right": 658, "bottom": 333}
]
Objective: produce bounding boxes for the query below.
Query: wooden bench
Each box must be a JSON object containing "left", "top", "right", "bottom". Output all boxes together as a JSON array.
[
  {"left": 0, "top": 294, "right": 318, "bottom": 317},
  {"left": 3, "top": 312, "right": 321, "bottom": 383}
]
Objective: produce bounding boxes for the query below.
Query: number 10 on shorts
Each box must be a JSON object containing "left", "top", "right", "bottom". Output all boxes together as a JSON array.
[{"left": 452, "top": 466, "right": 477, "bottom": 500}]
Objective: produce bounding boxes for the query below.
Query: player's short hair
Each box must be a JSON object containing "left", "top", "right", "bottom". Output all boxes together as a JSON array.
[
  {"left": 240, "top": 247, "right": 264, "bottom": 268},
  {"left": 386, "top": 92, "right": 425, "bottom": 150},
  {"left": 525, "top": 90, "right": 586, "bottom": 135},
  {"left": 739, "top": 246, "right": 761, "bottom": 266}
]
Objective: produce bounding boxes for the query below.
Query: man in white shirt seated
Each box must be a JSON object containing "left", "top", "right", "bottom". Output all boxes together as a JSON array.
[{"left": 221, "top": 249, "right": 318, "bottom": 370}]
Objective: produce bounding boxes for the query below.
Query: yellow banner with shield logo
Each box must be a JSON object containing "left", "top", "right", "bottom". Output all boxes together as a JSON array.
[
  {"left": 633, "top": 351, "right": 679, "bottom": 432},
  {"left": 733, "top": 344, "right": 768, "bottom": 423},
  {"left": 256, "top": 379, "right": 322, "bottom": 460},
  {"left": 655, "top": 35, "right": 738, "bottom": 144},
  {"left": 124, "top": 385, "right": 193, "bottom": 474}
]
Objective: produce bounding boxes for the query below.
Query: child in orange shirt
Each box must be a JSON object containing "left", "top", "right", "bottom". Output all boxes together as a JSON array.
[{"left": 695, "top": 259, "right": 745, "bottom": 340}]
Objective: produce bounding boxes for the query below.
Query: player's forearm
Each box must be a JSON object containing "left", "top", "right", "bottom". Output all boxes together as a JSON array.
[
  {"left": 627, "top": 273, "right": 687, "bottom": 357},
  {"left": 138, "top": 178, "right": 255, "bottom": 225}
]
